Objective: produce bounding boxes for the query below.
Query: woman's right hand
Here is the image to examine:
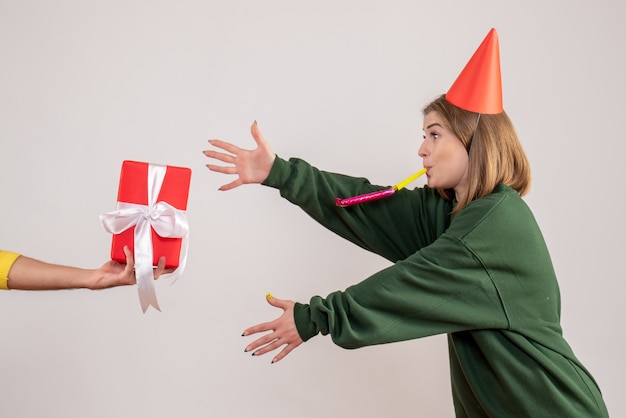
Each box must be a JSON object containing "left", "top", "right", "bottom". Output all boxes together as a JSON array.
[{"left": 204, "top": 121, "right": 276, "bottom": 191}]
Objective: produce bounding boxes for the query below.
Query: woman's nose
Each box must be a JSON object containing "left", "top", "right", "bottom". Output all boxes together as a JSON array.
[{"left": 418, "top": 140, "right": 428, "bottom": 158}]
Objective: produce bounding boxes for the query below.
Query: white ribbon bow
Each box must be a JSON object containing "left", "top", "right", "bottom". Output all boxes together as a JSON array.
[{"left": 100, "top": 164, "right": 189, "bottom": 313}]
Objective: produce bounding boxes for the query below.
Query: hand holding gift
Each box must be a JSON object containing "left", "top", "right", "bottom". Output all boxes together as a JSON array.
[
  {"left": 88, "top": 245, "right": 168, "bottom": 289},
  {"left": 100, "top": 160, "right": 192, "bottom": 312}
]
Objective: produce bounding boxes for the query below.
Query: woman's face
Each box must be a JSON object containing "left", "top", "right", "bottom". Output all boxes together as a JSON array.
[{"left": 419, "top": 111, "right": 469, "bottom": 200}]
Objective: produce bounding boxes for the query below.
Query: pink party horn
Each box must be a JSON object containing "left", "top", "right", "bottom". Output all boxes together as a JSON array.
[
  {"left": 335, "top": 168, "right": 427, "bottom": 207},
  {"left": 335, "top": 188, "right": 395, "bottom": 207}
]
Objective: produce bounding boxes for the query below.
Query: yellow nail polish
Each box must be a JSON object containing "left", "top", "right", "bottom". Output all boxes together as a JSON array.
[{"left": 266, "top": 292, "right": 273, "bottom": 300}]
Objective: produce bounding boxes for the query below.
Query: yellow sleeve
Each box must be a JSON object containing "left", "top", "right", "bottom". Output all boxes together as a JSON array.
[{"left": 0, "top": 250, "right": 21, "bottom": 290}]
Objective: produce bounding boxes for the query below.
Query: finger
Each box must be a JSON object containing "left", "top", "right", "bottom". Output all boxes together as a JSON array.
[
  {"left": 153, "top": 256, "right": 166, "bottom": 279},
  {"left": 123, "top": 246, "right": 135, "bottom": 275},
  {"left": 271, "top": 340, "right": 302, "bottom": 364},
  {"left": 250, "top": 121, "right": 267, "bottom": 148},
  {"left": 242, "top": 320, "right": 275, "bottom": 337},
  {"left": 266, "top": 293, "right": 287, "bottom": 310},
  {"left": 123, "top": 245, "right": 134, "bottom": 265},
  {"left": 245, "top": 333, "right": 279, "bottom": 353},
  {"left": 203, "top": 149, "right": 236, "bottom": 164},
  {"left": 218, "top": 179, "right": 243, "bottom": 191},
  {"left": 205, "top": 164, "right": 238, "bottom": 175},
  {"left": 251, "top": 338, "right": 285, "bottom": 357},
  {"left": 208, "top": 139, "right": 241, "bottom": 155}
]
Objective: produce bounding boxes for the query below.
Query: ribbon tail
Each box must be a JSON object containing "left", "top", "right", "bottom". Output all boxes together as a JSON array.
[
  {"left": 134, "top": 217, "right": 161, "bottom": 313},
  {"left": 136, "top": 264, "right": 161, "bottom": 313}
]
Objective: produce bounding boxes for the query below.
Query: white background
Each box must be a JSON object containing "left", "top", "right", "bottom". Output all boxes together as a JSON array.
[{"left": 1, "top": 1, "right": 623, "bottom": 417}]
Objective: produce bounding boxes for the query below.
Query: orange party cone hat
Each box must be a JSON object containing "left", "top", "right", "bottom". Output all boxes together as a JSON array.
[{"left": 446, "top": 28, "right": 503, "bottom": 114}]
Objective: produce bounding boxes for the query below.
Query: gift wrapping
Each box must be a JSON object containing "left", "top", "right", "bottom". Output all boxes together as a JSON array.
[{"left": 100, "top": 160, "right": 191, "bottom": 312}]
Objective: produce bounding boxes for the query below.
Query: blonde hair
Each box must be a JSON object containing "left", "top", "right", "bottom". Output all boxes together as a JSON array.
[{"left": 422, "top": 94, "right": 531, "bottom": 213}]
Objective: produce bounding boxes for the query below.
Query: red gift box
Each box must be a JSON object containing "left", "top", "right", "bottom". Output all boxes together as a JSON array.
[{"left": 110, "top": 160, "right": 191, "bottom": 269}]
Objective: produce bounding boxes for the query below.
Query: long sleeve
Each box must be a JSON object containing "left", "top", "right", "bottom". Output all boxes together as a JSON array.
[
  {"left": 294, "top": 230, "right": 508, "bottom": 346},
  {"left": 263, "top": 156, "right": 453, "bottom": 262}
]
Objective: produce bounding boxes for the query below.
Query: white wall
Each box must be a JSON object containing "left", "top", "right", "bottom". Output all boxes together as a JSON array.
[{"left": 1, "top": 1, "right": 623, "bottom": 417}]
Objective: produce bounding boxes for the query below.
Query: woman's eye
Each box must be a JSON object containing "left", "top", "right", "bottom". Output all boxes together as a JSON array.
[{"left": 431, "top": 133, "right": 440, "bottom": 140}]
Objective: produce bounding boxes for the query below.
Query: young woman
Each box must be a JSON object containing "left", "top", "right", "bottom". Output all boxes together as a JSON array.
[{"left": 204, "top": 29, "right": 609, "bottom": 417}]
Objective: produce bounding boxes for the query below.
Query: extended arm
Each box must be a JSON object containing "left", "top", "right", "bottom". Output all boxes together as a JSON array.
[
  {"left": 241, "top": 234, "right": 508, "bottom": 362},
  {"left": 204, "top": 122, "right": 451, "bottom": 261},
  {"left": 3, "top": 246, "right": 166, "bottom": 290},
  {"left": 293, "top": 234, "right": 509, "bottom": 348}
]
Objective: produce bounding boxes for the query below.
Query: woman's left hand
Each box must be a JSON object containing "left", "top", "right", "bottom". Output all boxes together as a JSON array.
[{"left": 242, "top": 294, "right": 304, "bottom": 364}]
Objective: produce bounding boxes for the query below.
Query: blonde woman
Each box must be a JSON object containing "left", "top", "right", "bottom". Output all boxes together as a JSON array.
[{"left": 204, "top": 29, "right": 609, "bottom": 417}]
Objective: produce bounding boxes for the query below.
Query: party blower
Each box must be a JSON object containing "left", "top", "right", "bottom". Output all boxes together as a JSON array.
[{"left": 335, "top": 168, "right": 427, "bottom": 207}]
